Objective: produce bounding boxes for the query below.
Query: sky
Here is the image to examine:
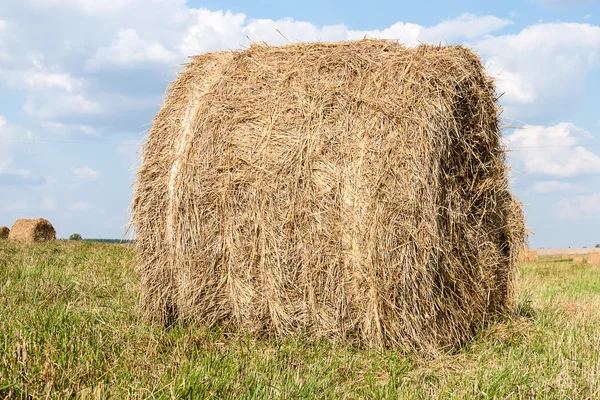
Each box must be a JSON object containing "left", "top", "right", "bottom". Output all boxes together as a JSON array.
[{"left": 1, "top": 0, "right": 599, "bottom": 248}]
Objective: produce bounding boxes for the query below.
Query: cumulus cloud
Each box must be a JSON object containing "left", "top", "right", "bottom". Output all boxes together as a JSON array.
[
  {"left": 350, "top": 13, "right": 511, "bottom": 44},
  {"left": 476, "top": 23, "right": 600, "bottom": 120},
  {"left": 505, "top": 123, "right": 600, "bottom": 177},
  {"left": 40, "top": 121, "right": 98, "bottom": 136},
  {"left": 558, "top": 193, "right": 600, "bottom": 219},
  {"left": 24, "top": 94, "right": 103, "bottom": 119},
  {"left": 71, "top": 166, "right": 101, "bottom": 182},
  {"left": 1, "top": 1, "right": 599, "bottom": 130},
  {"left": 531, "top": 181, "right": 581, "bottom": 193},
  {"left": 87, "top": 28, "right": 179, "bottom": 70},
  {"left": 0, "top": 69, "right": 81, "bottom": 92},
  {"left": 28, "top": 0, "right": 135, "bottom": 13},
  {"left": 0, "top": 116, "right": 42, "bottom": 186}
]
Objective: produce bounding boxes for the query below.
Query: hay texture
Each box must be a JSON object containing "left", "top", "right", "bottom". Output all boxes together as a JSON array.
[
  {"left": 518, "top": 248, "right": 538, "bottom": 263},
  {"left": 133, "top": 40, "right": 525, "bottom": 352},
  {"left": 588, "top": 253, "right": 600, "bottom": 265},
  {"left": 9, "top": 219, "right": 56, "bottom": 243},
  {"left": 0, "top": 226, "right": 9, "bottom": 239}
]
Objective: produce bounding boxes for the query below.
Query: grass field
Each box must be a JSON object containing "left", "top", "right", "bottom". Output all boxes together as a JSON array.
[{"left": 1, "top": 242, "right": 599, "bottom": 399}]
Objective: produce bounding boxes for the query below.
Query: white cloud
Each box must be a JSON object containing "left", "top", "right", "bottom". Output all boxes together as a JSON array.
[
  {"left": 71, "top": 166, "right": 101, "bottom": 182},
  {"left": 505, "top": 123, "right": 600, "bottom": 177},
  {"left": 69, "top": 201, "right": 90, "bottom": 211},
  {"left": 558, "top": 193, "right": 600, "bottom": 219},
  {"left": 179, "top": 9, "right": 249, "bottom": 56},
  {"left": 40, "top": 121, "right": 98, "bottom": 136},
  {"left": 476, "top": 23, "right": 600, "bottom": 119},
  {"left": 28, "top": 0, "right": 134, "bottom": 13},
  {"left": 40, "top": 196, "right": 57, "bottom": 211},
  {"left": 349, "top": 13, "right": 511, "bottom": 44},
  {"left": 24, "top": 94, "right": 103, "bottom": 119},
  {"left": 0, "top": 116, "right": 40, "bottom": 185},
  {"left": 531, "top": 181, "right": 580, "bottom": 193},
  {"left": 0, "top": 69, "right": 81, "bottom": 92},
  {"left": 87, "top": 28, "right": 179, "bottom": 69}
]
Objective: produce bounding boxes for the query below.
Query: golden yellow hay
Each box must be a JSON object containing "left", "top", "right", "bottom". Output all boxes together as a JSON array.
[
  {"left": 587, "top": 253, "right": 600, "bottom": 265},
  {"left": 0, "top": 226, "right": 9, "bottom": 239},
  {"left": 572, "top": 256, "right": 585, "bottom": 265},
  {"left": 8, "top": 219, "right": 56, "bottom": 243},
  {"left": 518, "top": 248, "right": 538, "bottom": 263},
  {"left": 133, "top": 39, "right": 526, "bottom": 353}
]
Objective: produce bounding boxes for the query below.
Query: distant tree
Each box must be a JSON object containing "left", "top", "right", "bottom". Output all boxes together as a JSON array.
[
  {"left": 69, "top": 233, "right": 83, "bottom": 241},
  {"left": 596, "top": 244, "right": 600, "bottom": 248}
]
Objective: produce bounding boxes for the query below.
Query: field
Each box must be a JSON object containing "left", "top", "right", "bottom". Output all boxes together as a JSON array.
[{"left": 1, "top": 242, "right": 599, "bottom": 399}]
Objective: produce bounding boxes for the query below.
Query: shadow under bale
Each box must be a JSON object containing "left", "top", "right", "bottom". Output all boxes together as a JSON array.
[{"left": 133, "top": 39, "right": 526, "bottom": 353}]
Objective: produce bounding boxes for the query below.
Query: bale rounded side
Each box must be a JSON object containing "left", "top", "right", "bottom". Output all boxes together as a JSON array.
[{"left": 9, "top": 219, "right": 56, "bottom": 243}]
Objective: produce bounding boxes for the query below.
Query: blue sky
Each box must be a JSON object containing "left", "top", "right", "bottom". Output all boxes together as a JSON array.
[{"left": 1, "top": 0, "right": 600, "bottom": 247}]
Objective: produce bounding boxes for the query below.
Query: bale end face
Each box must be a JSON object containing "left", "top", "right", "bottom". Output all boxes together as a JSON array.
[{"left": 9, "top": 219, "right": 56, "bottom": 243}]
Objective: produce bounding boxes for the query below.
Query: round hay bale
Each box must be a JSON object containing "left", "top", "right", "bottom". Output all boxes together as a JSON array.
[
  {"left": 133, "top": 40, "right": 526, "bottom": 352},
  {"left": 587, "top": 253, "right": 600, "bottom": 265},
  {"left": 9, "top": 218, "right": 56, "bottom": 243},
  {"left": 0, "top": 226, "right": 9, "bottom": 239},
  {"left": 572, "top": 256, "right": 585, "bottom": 265},
  {"left": 518, "top": 248, "right": 538, "bottom": 263}
]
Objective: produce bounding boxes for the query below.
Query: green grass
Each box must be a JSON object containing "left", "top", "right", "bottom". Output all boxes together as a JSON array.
[{"left": 1, "top": 241, "right": 599, "bottom": 399}]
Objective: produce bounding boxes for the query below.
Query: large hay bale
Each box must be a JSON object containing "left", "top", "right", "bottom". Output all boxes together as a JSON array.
[
  {"left": 9, "top": 219, "right": 56, "bottom": 243},
  {"left": 588, "top": 253, "right": 600, "bottom": 265},
  {"left": 0, "top": 226, "right": 9, "bottom": 239},
  {"left": 133, "top": 40, "right": 526, "bottom": 352}
]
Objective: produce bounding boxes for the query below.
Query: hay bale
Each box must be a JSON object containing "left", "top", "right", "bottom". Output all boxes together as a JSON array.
[
  {"left": 133, "top": 40, "right": 526, "bottom": 352},
  {"left": 8, "top": 219, "right": 56, "bottom": 243},
  {"left": 572, "top": 256, "right": 585, "bottom": 265},
  {"left": 518, "top": 248, "right": 538, "bottom": 263},
  {"left": 588, "top": 253, "right": 600, "bottom": 265},
  {"left": 0, "top": 226, "right": 9, "bottom": 239}
]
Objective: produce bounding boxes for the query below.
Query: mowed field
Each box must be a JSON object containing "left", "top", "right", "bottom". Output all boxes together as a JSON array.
[{"left": 1, "top": 242, "right": 599, "bottom": 399}]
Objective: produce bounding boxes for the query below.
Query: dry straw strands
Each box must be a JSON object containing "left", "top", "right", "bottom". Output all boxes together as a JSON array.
[
  {"left": 133, "top": 39, "right": 526, "bottom": 353},
  {"left": 588, "top": 253, "right": 600, "bottom": 265},
  {"left": 0, "top": 226, "right": 9, "bottom": 239},
  {"left": 9, "top": 218, "right": 56, "bottom": 243}
]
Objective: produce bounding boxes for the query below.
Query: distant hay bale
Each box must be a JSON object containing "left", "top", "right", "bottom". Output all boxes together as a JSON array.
[
  {"left": 518, "top": 248, "right": 538, "bottom": 263},
  {"left": 133, "top": 40, "right": 526, "bottom": 352},
  {"left": 0, "top": 226, "right": 9, "bottom": 239},
  {"left": 588, "top": 253, "right": 600, "bottom": 265},
  {"left": 8, "top": 219, "right": 56, "bottom": 243},
  {"left": 572, "top": 256, "right": 585, "bottom": 265}
]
